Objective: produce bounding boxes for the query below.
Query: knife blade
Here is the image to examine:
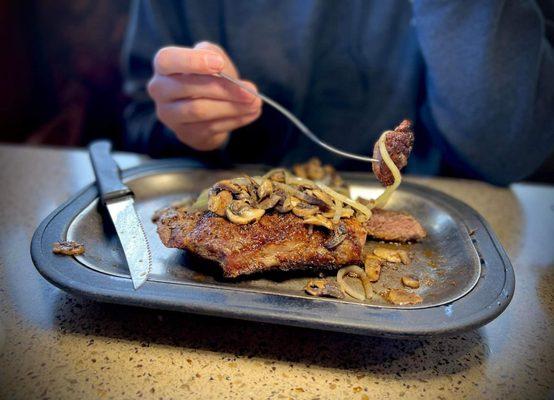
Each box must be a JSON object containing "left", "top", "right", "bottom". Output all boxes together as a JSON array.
[{"left": 88, "top": 141, "right": 152, "bottom": 289}]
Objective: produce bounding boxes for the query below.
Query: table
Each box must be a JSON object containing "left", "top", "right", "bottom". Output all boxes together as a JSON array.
[{"left": 0, "top": 144, "right": 552, "bottom": 400}]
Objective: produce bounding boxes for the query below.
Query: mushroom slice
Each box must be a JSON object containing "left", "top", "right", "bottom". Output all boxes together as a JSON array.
[
  {"left": 373, "top": 247, "right": 410, "bottom": 264},
  {"left": 302, "top": 215, "right": 333, "bottom": 230},
  {"left": 306, "top": 157, "right": 325, "bottom": 180},
  {"left": 212, "top": 180, "right": 242, "bottom": 195},
  {"left": 383, "top": 289, "right": 422, "bottom": 305},
  {"left": 292, "top": 164, "right": 308, "bottom": 179},
  {"left": 258, "top": 194, "right": 281, "bottom": 210},
  {"left": 275, "top": 196, "right": 294, "bottom": 213},
  {"left": 208, "top": 190, "right": 233, "bottom": 216},
  {"left": 324, "top": 223, "right": 347, "bottom": 249},
  {"left": 298, "top": 192, "right": 328, "bottom": 209},
  {"left": 263, "top": 168, "right": 287, "bottom": 183},
  {"left": 292, "top": 202, "right": 319, "bottom": 218},
  {"left": 52, "top": 240, "right": 85, "bottom": 256},
  {"left": 226, "top": 201, "right": 265, "bottom": 225},
  {"left": 243, "top": 178, "right": 259, "bottom": 199},
  {"left": 257, "top": 179, "right": 273, "bottom": 199},
  {"left": 304, "top": 279, "right": 344, "bottom": 299},
  {"left": 321, "top": 207, "right": 355, "bottom": 219},
  {"left": 401, "top": 275, "right": 420, "bottom": 289},
  {"left": 310, "top": 189, "right": 335, "bottom": 208},
  {"left": 364, "top": 254, "right": 383, "bottom": 282}
]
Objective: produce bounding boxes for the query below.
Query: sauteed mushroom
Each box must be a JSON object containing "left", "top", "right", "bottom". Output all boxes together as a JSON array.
[
  {"left": 212, "top": 180, "right": 242, "bottom": 194},
  {"left": 364, "top": 254, "right": 383, "bottom": 282},
  {"left": 264, "top": 169, "right": 287, "bottom": 183},
  {"left": 303, "top": 215, "right": 333, "bottom": 230},
  {"left": 401, "top": 275, "right": 420, "bottom": 289},
  {"left": 304, "top": 279, "right": 344, "bottom": 299},
  {"left": 324, "top": 223, "right": 347, "bottom": 249},
  {"left": 208, "top": 190, "right": 233, "bottom": 216},
  {"left": 373, "top": 247, "right": 410, "bottom": 264},
  {"left": 257, "top": 179, "right": 273, "bottom": 199},
  {"left": 226, "top": 201, "right": 265, "bottom": 224},
  {"left": 52, "top": 241, "right": 85, "bottom": 256},
  {"left": 275, "top": 196, "right": 294, "bottom": 213},
  {"left": 383, "top": 288, "right": 422, "bottom": 305},
  {"left": 258, "top": 194, "right": 281, "bottom": 210},
  {"left": 292, "top": 203, "right": 319, "bottom": 218}
]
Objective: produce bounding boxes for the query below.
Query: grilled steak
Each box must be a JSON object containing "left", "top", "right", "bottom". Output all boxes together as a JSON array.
[
  {"left": 364, "top": 208, "right": 426, "bottom": 242},
  {"left": 372, "top": 120, "right": 414, "bottom": 186},
  {"left": 156, "top": 208, "right": 367, "bottom": 278}
]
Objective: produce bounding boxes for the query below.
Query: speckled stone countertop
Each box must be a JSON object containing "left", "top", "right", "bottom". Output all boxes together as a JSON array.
[{"left": 0, "top": 145, "right": 552, "bottom": 400}]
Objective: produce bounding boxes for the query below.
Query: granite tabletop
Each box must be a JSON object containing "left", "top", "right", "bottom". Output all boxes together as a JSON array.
[{"left": 0, "top": 144, "right": 552, "bottom": 400}]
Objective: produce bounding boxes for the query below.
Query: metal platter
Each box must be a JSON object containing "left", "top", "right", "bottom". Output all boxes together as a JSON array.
[{"left": 31, "top": 160, "right": 515, "bottom": 337}]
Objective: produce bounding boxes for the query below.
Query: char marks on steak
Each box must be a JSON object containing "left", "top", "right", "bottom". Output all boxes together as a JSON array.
[
  {"left": 364, "top": 208, "right": 426, "bottom": 242},
  {"left": 372, "top": 120, "right": 414, "bottom": 186},
  {"left": 156, "top": 208, "right": 367, "bottom": 278}
]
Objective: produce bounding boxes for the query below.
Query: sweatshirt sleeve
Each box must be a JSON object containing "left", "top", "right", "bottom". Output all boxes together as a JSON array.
[
  {"left": 412, "top": 0, "right": 554, "bottom": 184},
  {"left": 121, "top": 0, "right": 228, "bottom": 161}
]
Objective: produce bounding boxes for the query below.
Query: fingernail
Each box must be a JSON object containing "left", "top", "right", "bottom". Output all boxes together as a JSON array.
[{"left": 205, "top": 54, "right": 224, "bottom": 71}]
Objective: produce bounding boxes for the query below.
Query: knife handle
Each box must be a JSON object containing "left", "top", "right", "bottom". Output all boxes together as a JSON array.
[{"left": 88, "top": 140, "right": 133, "bottom": 203}]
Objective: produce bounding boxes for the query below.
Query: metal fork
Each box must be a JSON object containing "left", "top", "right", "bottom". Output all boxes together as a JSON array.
[{"left": 216, "top": 72, "right": 378, "bottom": 163}]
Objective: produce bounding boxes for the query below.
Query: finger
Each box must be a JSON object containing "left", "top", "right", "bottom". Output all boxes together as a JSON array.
[
  {"left": 194, "top": 41, "right": 238, "bottom": 78},
  {"left": 175, "top": 111, "right": 261, "bottom": 150},
  {"left": 153, "top": 46, "right": 226, "bottom": 75},
  {"left": 176, "top": 130, "right": 230, "bottom": 152},
  {"left": 160, "top": 97, "right": 262, "bottom": 124},
  {"left": 148, "top": 74, "right": 258, "bottom": 103},
  {"left": 183, "top": 110, "right": 262, "bottom": 137}
]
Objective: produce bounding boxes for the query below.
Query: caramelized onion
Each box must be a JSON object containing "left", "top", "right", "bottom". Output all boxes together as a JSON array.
[
  {"left": 373, "top": 131, "right": 402, "bottom": 208},
  {"left": 336, "top": 266, "right": 373, "bottom": 301}
]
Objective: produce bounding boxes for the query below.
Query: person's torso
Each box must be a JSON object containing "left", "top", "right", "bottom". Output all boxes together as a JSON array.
[{"left": 161, "top": 0, "right": 437, "bottom": 173}]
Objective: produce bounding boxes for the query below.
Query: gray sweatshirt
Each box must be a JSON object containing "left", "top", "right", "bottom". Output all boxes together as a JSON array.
[{"left": 122, "top": 0, "right": 554, "bottom": 185}]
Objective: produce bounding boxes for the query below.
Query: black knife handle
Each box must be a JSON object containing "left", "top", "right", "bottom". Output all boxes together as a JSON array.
[{"left": 88, "top": 140, "right": 133, "bottom": 203}]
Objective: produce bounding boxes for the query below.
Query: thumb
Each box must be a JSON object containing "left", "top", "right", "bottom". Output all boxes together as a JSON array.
[{"left": 194, "top": 41, "right": 239, "bottom": 78}]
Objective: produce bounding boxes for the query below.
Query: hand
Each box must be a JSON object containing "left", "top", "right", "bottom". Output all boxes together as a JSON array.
[{"left": 147, "top": 42, "right": 262, "bottom": 151}]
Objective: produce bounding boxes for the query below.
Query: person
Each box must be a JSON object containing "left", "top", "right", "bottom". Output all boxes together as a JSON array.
[{"left": 122, "top": 0, "right": 554, "bottom": 185}]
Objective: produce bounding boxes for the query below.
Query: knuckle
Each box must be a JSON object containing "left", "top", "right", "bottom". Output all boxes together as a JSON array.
[
  {"left": 180, "top": 52, "right": 195, "bottom": 70},
  {"left": 153, "top": 47, "right": 172, "bottom": 72},
  {"left": 155, "top": 104, "right": 169, "bottom": 122},
  {"left": 183, "top": 101, "right": 206, "bottom": 120},
  {"left": 146, "top": 77, "right": 160, "bottom": 98},
  {"left": 243, "top": 80, "right": 258, "bottom": 93}
]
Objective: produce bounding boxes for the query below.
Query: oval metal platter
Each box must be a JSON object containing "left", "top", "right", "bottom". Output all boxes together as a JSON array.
[{"left": 31, "top": 159, "right": 515, "bottom": 338}]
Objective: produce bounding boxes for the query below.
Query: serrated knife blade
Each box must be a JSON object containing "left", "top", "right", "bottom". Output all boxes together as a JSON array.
[
  {"left": 106, "top": 196, "right": 152, "bottom": 289},
  {"left": 88, "top": 140, "right": 152, "bottom": 289}
]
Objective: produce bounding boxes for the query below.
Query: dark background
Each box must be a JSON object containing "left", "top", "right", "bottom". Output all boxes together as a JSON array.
[
  {"left": 1, "top": 1, "right": 129, "bottom": 148},
  {"left": 1, "top": 0, "right": 552, "bottom": 182}
]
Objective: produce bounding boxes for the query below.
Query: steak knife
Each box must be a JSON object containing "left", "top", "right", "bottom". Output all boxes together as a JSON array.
[{"left": 88, "top": 141, "right": 152, "bottom": 289}]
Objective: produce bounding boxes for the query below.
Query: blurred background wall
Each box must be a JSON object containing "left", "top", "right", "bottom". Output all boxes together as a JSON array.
[
  {"left": 0, "top": 0, "right": 552, "bottom": 182},
  {"left": 0, "top": 0, "right": 129, "bottom": 148}
]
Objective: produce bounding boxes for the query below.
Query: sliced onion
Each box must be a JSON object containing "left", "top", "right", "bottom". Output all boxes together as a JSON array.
[
  {"left": 332, "top": 198, "right": 343, "bottom": 224},
  {"left": 190, "top": 189, "right": 210, "bottom": 211},
  {"left": 373, "top": 131, "right": 402, "bottom": 209},
  {"left": 336, "top": 265, "right": 373, "bottom": 301},
  {"left": 318, "top": 183, "right": 372, "bottom": 217}
]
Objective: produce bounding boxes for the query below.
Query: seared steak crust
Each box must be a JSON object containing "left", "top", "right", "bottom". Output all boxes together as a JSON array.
[
  {"left": 157, "top": 208, "right": 367, "bottom": 278},
  {"left": 365, "top": 208, "right": 426, "bottom": 242}
]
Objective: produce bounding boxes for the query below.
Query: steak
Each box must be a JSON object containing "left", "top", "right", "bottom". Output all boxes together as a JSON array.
[
  {"left": 364, "top": 208, "right": 426, "bottom": 242},
  {"left": 156, "top": 208, "right": 367, "bottom": 278},
  {"left": 372, "top": 120, "right": 414, "bottom": 186}
]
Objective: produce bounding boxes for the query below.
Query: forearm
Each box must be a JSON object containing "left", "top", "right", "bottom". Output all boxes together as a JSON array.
[{"left": 413, "top": 0, "right": 554, "bottom": 184}]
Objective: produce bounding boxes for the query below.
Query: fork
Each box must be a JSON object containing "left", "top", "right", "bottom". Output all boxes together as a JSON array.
[{"left": 215, "top": 72, "right": 378, "bottom": 164}]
